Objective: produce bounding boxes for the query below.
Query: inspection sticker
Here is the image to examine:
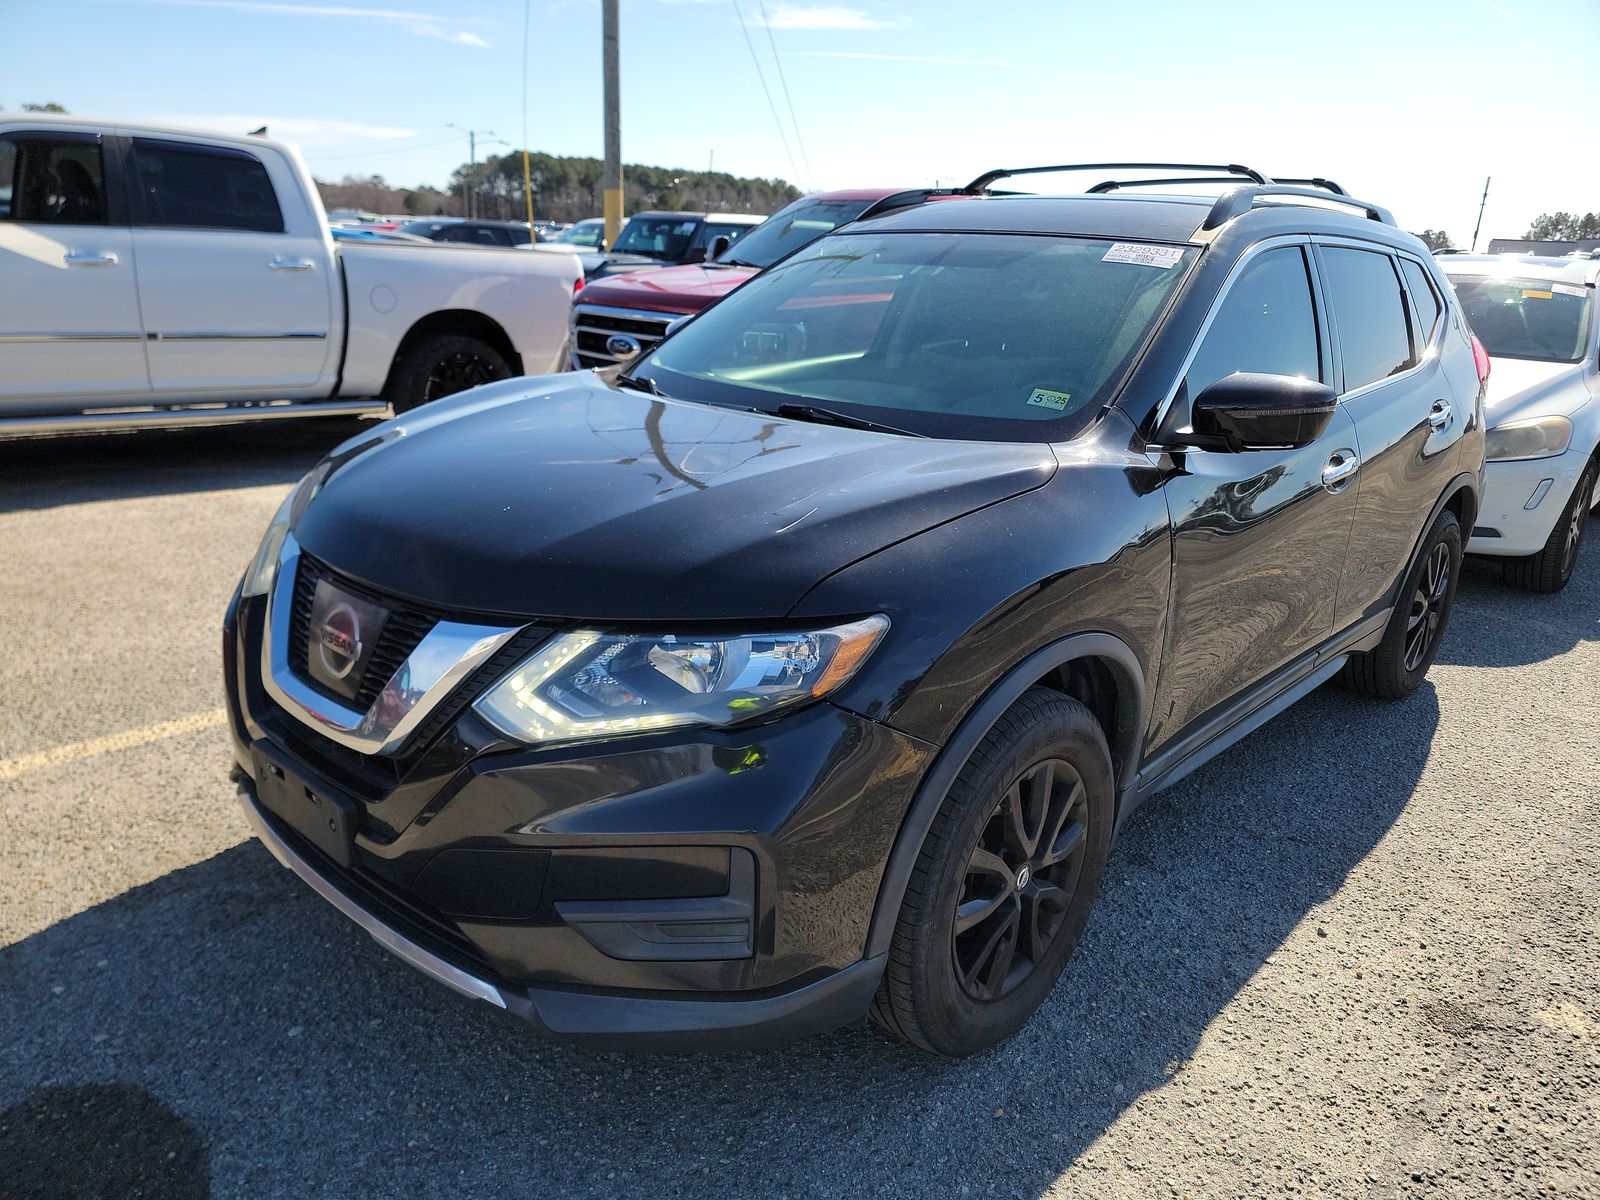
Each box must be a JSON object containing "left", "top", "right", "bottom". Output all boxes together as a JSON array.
[
  {"left": 1027, "top": 388, "right": 1072, "bottom": 411},
  {"left": 1553, "top": 283, "right": 1587, "bottom": 298},
  {"left": 1102, "top": 242, "right": 1184, "bottom": 269}
]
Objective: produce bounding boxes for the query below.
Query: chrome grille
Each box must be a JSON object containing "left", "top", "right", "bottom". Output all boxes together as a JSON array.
[{"left": 569, "top": 304, "right": 680, "bottom": 370}]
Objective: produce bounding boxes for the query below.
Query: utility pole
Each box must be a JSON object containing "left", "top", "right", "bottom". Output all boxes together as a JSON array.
[
  {"left": 602, "top": 0, "right": 622, "bottom": 249},
  {"left": 447, "top": 124, "right": 503, "bottom": 219},
  {"left": 1470, "top": 176, "right": 1491, "bottom": 253}
]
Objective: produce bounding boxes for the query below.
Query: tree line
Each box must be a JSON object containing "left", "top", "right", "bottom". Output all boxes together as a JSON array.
[{"left": 316, "top": 151, "right": 800, "bottom": 222}]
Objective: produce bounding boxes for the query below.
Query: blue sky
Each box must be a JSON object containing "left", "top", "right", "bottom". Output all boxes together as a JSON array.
[{"left": 5, "top": 0, "right": 1598, "bottom": 241}]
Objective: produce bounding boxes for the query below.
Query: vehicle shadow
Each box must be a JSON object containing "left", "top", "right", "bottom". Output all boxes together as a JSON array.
[
  {"left": 1440, "top": 547, "right": 1599, "bottom": 668},
  {"left": 0, "top": 419, "right": 375, "bottom": 515},
  {"left": 0, "top": 682, "right": 1440, "bottom": 1199}
]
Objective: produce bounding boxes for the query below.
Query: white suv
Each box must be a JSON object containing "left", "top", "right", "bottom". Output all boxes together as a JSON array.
[{"left": 1439, "top": 253, "right": 1599, "bottom": 591}]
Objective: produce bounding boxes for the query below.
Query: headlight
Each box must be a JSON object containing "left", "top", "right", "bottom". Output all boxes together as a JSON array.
[
  {"left": 474, "top": 616, "right": 889, "bottom": 748},
  {"left": 239, "top": 463, "right": 329, "bottom": 597},
  {"left": 1485, "top": 415, "right": 1572, "bottom": 461}
]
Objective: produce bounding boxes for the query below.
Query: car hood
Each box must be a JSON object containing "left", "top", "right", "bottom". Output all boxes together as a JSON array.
[
  {"left": 1482, "top": 357, "right": 1593, "bottom": 425},
  {"left": 579, "top": 263, "right": 757, "bottom": 314},
  {"left": 294, "top": 374, "right": 1056, "bottom": 621}
]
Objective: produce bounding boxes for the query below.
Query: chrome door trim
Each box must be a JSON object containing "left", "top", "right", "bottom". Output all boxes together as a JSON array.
[
  {"left": 148, "top": 330, "right": 328, "bottom": 340},
  {"left": 0, "top": 332, "right": 144, "bottom": 342},
  {"left": 63, "top": 252, "right": 119, "bottom": 267},
  {"left": 237, "top": 785, "right": 509, "bottom": 1008},
  {"left": 260, "top": 535, "right": 524, "bottom": 756}
]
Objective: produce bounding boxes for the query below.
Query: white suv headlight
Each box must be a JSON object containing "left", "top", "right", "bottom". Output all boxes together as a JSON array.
[
  {"left": 1485, "top": 415, "right": 1573, "bottom": 462},
  {"left": 474, "top": 617, "right": 889, "bottom": 748}
]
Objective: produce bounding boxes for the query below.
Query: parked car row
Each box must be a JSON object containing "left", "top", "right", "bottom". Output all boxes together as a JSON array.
[{"left": 221, "top": 161, "right": 1593, "bottom": 1060}]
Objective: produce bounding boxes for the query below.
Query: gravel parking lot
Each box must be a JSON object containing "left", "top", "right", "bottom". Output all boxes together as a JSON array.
[{"left": 1, "top": 421, "right": 1596, "bottom": 1200}]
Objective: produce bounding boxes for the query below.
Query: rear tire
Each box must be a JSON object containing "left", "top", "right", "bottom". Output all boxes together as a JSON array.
[
  {"left": 1339, "top": 507, "right": 1462, "bottom": 700},
  {"left": 384, "top": 334, "right": 511, "bottom": 414},
  {"left": 870, "top": 687, "right": 1114, "bottom": 1057},
  {"left": 1502, "top": 458, "right": 1596, "bottom": 594}
]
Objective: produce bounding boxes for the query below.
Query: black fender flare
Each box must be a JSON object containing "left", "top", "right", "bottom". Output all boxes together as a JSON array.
[{"left": 862, "top": 631, "right": 1148, "bottom": 959}]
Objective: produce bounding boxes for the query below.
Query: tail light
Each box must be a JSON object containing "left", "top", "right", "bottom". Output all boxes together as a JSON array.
[
  {"left": 573, "top": 275, "right": 584, "bottom": 296},
  {"left": 1470, "top": 332, "right": 1491, "bottom": 382}
]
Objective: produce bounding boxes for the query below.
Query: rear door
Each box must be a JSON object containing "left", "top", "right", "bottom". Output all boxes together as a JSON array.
[
  {"left": 0, "top": 129, "right": 148, "bottom": 410},
  {"left": 1317, "top": 242, "right": 1465, "bottom": 627},
  {"left": 126, "top": 136, "right": 336, "bottom": 397},
  {"left": 1150, "top": 241, "right": 1362, "bottom": 751}
]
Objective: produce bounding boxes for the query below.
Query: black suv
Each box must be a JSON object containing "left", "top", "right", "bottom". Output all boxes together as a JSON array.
[
  {"left": 225, "top": 163, "right": 1485, "bottom": 1056},
  {"left": 397, "top": 218, "right": 536, "bottom": 247}
]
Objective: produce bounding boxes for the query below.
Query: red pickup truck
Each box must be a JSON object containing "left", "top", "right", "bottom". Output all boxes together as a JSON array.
[{"left": 567, "top": 188, "right": 939, "bottom": 370}]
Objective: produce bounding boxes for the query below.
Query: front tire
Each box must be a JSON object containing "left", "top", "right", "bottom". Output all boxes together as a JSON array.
[
  {"left": 1502, "top": 458, "right": 1596, "bottom": 594},
  {"left": 1340, "top": 507, "right": 1462, "bottom": 700},
  {"left": 384, "top": 334, "right": 511, "bottom": 414},
  {"left": 871, "top": 688, "right": 1114, "bottom": 1057}
]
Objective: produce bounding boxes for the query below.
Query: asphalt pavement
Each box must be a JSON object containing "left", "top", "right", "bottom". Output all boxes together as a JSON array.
[{"left": 1, "top": 420, "right": 1596, "bottom": 1200}]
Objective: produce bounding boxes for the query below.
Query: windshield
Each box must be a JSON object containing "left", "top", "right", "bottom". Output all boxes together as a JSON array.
[
  {"left": 639, "top": 231, "right": 1197, "bottom": 441},
  {"left": 612, "top": 215, "right": 700, "bottom": 259},
  {"left": 1449, "top": 275, "right": 1593, "bottom": 362},
  {"left": 718, "top": 198, "right": 876, "bottom": 268},
  {"left": 556, "top": 221, "right": 605, "bottom": 247}
]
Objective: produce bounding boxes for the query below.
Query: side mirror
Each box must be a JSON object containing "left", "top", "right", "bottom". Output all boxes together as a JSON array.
[
  {"left": 1189, "top": 373, "right": 1336, "bottom": 451},
  {"left": 707, "top": 234, "right": 732, "bottom": 262}
]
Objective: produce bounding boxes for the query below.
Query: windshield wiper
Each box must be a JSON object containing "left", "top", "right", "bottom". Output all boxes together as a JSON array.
[
  {"left": 616, "top": 372, "right": 667, "bottom": 398},
  {"left": 772, "top": 402, "right": 927, "bottom": 438}
]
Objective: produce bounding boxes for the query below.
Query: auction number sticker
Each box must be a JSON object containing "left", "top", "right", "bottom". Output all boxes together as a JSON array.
[{"left": 1102, "top": 242, "right": 1185, "bottom": 269}]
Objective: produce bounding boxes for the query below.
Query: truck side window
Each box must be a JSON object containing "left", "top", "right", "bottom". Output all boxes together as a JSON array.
[
  {"left": 1186, "top": 246, "right": 1321, "bottom": 398},
  {"left": 128, "top": 138, "right": 284, "bottom": 233},
  {"left": 0, "top": 134, "right": 108, "bottom": 225}
]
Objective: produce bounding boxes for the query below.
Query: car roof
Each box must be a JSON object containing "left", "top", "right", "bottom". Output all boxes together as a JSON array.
[
  {"left": 630, "top": 210, "right": 764, "bottom": 224},
  {"left": 808, "top": 188, "right": 912, "bottom": 202},
  {"left": 0, "top": 111, "right": 298, "bottom": 158},
  {"left": 844, "top": 191, "right": 1415, "bottom": 249},
  {"left": 1436, "top": 253, "right": 1600, "bottom": 287},
  {"left": 404, "top": 217, "right": 530, "bottom": 229}
]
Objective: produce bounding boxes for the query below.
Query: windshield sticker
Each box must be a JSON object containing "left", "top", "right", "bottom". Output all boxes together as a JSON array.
[
  {"left": 1027, "top": 388, "right": 1072, "bottom": 411},
  {"left": 1102, "top": 243, "right": 1184, "bottom": 269},
  {"left": 1552, "top": 283, "right": 1586, "bottom": 298},
  {"left": 1521, "top": 289, "right": 1554, "bottom": 300}
]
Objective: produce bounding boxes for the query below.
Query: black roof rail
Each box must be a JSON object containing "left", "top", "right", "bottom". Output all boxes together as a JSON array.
[
  {"left": 1273, "top": 177, "right": 1348, "bottom": 196},
  {"left": 964, "top": 162, "right": 1271, "bottom": 194},
  {"left": 854, "top": 187, "right": 962, "bottom": 221},
  {"left": 1086, "top": 175, "right": 1260, "bottom": 194},
  {"left": 1201, "top": 186, "right": 1396, "bottom": 231}
]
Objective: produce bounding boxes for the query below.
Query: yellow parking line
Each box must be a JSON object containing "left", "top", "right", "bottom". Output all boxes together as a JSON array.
[{"left": 0, "top": 709, "right": 228, "bottom": 782}]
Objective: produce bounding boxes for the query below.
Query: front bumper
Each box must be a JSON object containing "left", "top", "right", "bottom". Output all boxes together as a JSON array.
[
  {"left": 1468, "top": 447, "right": 1595, "bottom": 557},
  {"left": 224, "top": 585, "right": 933, "bottom": 1048}
]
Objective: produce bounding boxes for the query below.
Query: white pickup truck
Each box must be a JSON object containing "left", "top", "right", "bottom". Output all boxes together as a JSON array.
[{"left": 0, "top": 115, "right": 580, "bottom": 436}]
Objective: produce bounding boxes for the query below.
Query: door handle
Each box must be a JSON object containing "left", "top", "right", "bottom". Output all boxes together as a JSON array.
[
  {"left": 268, "top": 258, "right": 316, "bottom": 272},
  {"left": 63, "top": 252, "right": 118, "bottom": 267},
  {"left": 1427, "top": 399, "right": 1452, "bottom": 430},
  {"left": 1322, "top": 448, "right": 1360, "bottom": 493}
]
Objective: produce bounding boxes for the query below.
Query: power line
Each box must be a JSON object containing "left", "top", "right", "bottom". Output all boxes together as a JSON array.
[
  {"left": 730, "top": 0, "right": 804, "bottom": 190},
  {"left": 756, "top": 0, "right": 813, "bottom": 191},
  {"left": 305, "top": 134, "right": 464, "bottom": 163}
]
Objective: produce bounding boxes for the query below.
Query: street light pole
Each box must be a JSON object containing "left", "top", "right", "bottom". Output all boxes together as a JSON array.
[
  {"left": 602, "top": 0, "right": 623, "bottom": 249},
  {"left": 447, "top": 124, "right": 502, "bottom": 219}
]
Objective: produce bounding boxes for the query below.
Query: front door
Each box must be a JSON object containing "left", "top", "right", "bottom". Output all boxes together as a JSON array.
[
  {"left": 126, "top": 136, "right": 334, "bottom": 397},
  {"left": 0, "top": 130, "right": 148, "bottom": 411},
  {"left": 1148, "top": 242, "right": 1362, "bottom": 753}
]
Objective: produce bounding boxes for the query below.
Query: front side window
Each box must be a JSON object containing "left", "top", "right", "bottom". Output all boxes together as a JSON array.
[
  {"left": 641, "top": 231, "right": 1197, "bottom": 442},
  {"left": 1322, "top": 247, "right": 1414, "bottom": 390},
  {"left": 1446, "top": 274, "right": 1593, "bottom": 363},
  {"left": 0, "top": 134, "right": 106, "bottom": 225},
  {"left": 612, "top": 215, "right": 699, "bottom": 260},
  {"left": 1185, "top": 246, "right": 1321, "bottom": 398},
  {"left": 716, "top": 199, "right": 872, "bottom": 267},
  {"left": 129, "top": 138, "right": 283, "bottom": 233}
]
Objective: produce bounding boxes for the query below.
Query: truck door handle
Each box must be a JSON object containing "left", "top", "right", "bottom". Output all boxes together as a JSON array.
[
  {"left": 1322, "top": 448, "right": 1360, "bottom": 493},
  {"left": 268, "top": 258, "right": 315, "bottom": 272},
  {"left": 63, "top": 252, "right": 118, "bottom": 267},
  {"left": 1427, "top": 400, "right": 1452, "bottom": 430}
]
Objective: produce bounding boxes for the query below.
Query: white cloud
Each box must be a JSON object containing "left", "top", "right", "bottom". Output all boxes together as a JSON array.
[
  {"left": 791, "top": 50, "right": 1023, "bottom": 68},
  {"left": 763, "top": 5, "right": 909, "bottom": 31},
  {"left": 107, "top": 0, "right": 492, "bottom": 47}
]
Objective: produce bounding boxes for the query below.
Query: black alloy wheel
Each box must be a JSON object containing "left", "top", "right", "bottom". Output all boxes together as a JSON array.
[
  {"left": 384, "top": 333, "right": 512, "bottom": 413},
  {"left": 1404, "top": 542, "right": 1452, "bottom": 673},
  {"left": 424, "top": 349, "right": 500, "bottom": 403},
  {"left": 953, "top": 758, "right": 1089, "bottom": 1001}
]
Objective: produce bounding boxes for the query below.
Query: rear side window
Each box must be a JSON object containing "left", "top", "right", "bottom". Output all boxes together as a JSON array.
[
  {"left": 0, "top": 134, "right": 107, "bottom": 224},
  {"left": 1400, "top": 258, "right": 1442, "bottom": 344},
  {"left": 128, "top": 138, "right": 284, "bottom": 233},
  {"left": 1322, "top": 247, "right": 1415, "bottom": 391},
  {"left": 1186, "top": 246, "right": 1321, "bottom": 397}
]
